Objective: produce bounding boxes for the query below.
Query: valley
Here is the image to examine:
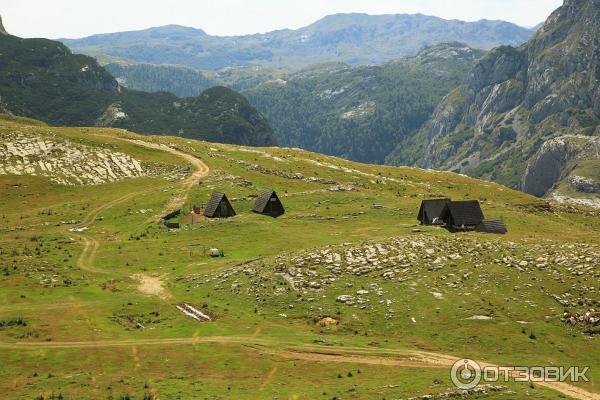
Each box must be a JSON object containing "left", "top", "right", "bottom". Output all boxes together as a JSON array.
[
  {"left": 0, "top": 1, "right": 599, "bottom": 398},
  {"left": 55, "top": 0, "right": 600, "bottom": 207}
]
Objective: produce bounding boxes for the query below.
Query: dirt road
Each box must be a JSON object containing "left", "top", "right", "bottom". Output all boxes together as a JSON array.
[
  {"left": 69, "top": 137, "right": 209, "bottom": 273},
  {"left": 125, "top": 139, "right": 210, "bottom": 213},
  {"left": 71, "top": 191, "right": 141, "bottom": 274},
  {"left": 1, "top": 336, "right": 597, "bottom": 399}
]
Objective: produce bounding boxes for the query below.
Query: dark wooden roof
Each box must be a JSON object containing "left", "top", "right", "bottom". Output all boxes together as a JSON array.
[
  {"left": 442, "top": 200, "right": 485, "bottom": 226},
  {"left": 253, "top": 189, "right": 274, "bottom": 212},
  {"left": 252, "top": 188, "right": 284, "bottom": 217},
  {"left": 417, "top": 199, "right": 451, "bottom": 224},
  {"left": 476, "top": 219, "right": 507, "bottom": 234},
  {"left": 204, "top": 192, "right": 225, "bottom": 217},
  {"left": 203, "top": 192, "right": 236, "bottom": 218}
]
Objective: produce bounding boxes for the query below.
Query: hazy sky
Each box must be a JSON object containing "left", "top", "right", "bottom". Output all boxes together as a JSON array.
[{"left": 2, "top": 0, "right": 563, "bottom": 39}]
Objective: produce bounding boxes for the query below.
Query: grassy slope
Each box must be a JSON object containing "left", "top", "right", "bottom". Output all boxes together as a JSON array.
[{"left": 0, "top": 117, "right": 598, "bottom": 400}]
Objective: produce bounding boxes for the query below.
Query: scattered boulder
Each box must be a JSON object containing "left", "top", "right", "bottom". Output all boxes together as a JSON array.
[
  {"left": 317, "top": 317, "right": 339, "bottom": 327},
  {"left": 209, "top": 248, "right": 224, "bottom": 257}
]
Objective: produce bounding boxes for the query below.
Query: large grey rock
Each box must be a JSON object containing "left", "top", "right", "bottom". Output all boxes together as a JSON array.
[
  {"left": 95, "top": 103, "right": 129, "bottom": 127},
  {"left": 521, "top": 135, "right": 600, "bottom": 196},
  {"left": 468, "top": 46, "right": 525, "bottom": 92},
  {"left": 569, "top": 176, "right": 600, "bottom": 193}
]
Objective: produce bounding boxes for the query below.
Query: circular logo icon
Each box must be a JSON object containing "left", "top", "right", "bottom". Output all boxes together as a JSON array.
[{"left": 451, "top": 358, "right": 482, "bottom": 390}]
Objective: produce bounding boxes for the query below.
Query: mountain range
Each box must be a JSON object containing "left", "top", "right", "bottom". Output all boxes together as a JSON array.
[
  {"left": 60, "top": 13, "right": 535, "bottom": 70},
  {"left": 2, "top": 2, "right": 600, "bottom": 205},
  {"left": 386, "top": 0, "right": 599, "bottom": 203}
]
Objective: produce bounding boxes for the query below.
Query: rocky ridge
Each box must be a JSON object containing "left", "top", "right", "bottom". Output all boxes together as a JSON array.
[
  {"left": 522, "top": 135, "right": 600, "bottom": 197},
  {"left": 0, "top": 15, "right": 7, "bottom": 35},
  {"left": 394, "top": 0, "right": 600, "bottom": 193}
]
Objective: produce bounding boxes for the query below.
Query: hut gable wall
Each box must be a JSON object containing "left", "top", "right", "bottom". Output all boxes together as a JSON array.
[
  {"left": 417, "top": 199, "right": 451, "bottom": 225},
  {"left": 252, "top": 188, "right": 285, "bottom": 217}
]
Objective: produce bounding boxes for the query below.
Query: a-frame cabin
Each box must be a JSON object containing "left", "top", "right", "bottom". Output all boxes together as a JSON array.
[
  {"left": 252, "top": 189, "right": 285, "bottom": 217},
  {"left": 203, "top": 192, "right": 236, "bottom": 218}
]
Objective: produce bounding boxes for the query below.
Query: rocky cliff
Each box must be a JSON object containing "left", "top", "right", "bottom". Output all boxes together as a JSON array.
[
  {"left": 0, "top": 15, "right": 7, "bottom": 35},
  {"left": 522, "top": 135, "right": 600, "bottom": 196},
  {"left": 393, "top": 0, "right": 600, "bottom": 193}
]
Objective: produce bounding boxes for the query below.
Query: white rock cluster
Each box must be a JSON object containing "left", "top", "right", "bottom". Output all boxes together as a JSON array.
[
  {"left": 0, "top": 132, "right": 145, "bottom": 185},
  {"left": 195, "top": 234, "right": 599, "bottom": 325}
]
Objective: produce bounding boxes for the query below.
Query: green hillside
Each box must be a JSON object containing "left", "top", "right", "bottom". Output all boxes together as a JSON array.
[
  {"left": 0, "top": 115, "right": 598, "bottom": 399},
  {"left": 0, "top": 33, "right": 276, "bottom": 146}
]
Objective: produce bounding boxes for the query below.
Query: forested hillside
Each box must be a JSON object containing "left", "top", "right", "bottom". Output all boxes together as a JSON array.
[
  {"left": 104, "top": 62, "right": 288, "bottom": 96},
  {"left": 244, "top": 43, "right": 484, "bottom": 163},
  {"left": 104, "top": 62, "right": 216, "bottom": 97},
  {"left": 0, "top": 32, "right": 276, "bottom": 146}
]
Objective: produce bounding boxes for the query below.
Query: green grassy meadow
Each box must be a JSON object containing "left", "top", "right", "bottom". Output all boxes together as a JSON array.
[{"left": 0, "top": 116, "right": 598, "bottom": 399}]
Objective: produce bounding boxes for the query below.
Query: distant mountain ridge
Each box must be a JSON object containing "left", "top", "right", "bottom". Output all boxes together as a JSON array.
[
  {"left": 60, "top": 13, "right": 535, "bottom": 70},
  {"left": 0, "top": 29, "right": 276, "bottom": 146}
]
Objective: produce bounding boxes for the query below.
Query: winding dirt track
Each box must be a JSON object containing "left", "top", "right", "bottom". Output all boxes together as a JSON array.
[
  {"left": 125, "top": 139, "right": 210, "bottom": 213},
  {"left": 72, "top": 191, "right": 141, "bottom": 274},
  {"left": 69, "top": 138, "right": 209, "bottom": 273}
]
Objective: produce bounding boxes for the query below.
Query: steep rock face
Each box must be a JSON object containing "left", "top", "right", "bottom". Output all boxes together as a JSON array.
[
  {"left": 0, "top": 15, "right": 8, "bottom": 35},
  {"left": 396, "top": 0, "right": 600, "bottom": 190},
  {"left": 521, "top": 135, "right": 600, "bottom": 196}
]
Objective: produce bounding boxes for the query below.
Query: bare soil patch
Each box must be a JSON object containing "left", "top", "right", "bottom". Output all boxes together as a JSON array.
[{"left": 132, "top": 274, "right": 171, "bottom": 300}]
